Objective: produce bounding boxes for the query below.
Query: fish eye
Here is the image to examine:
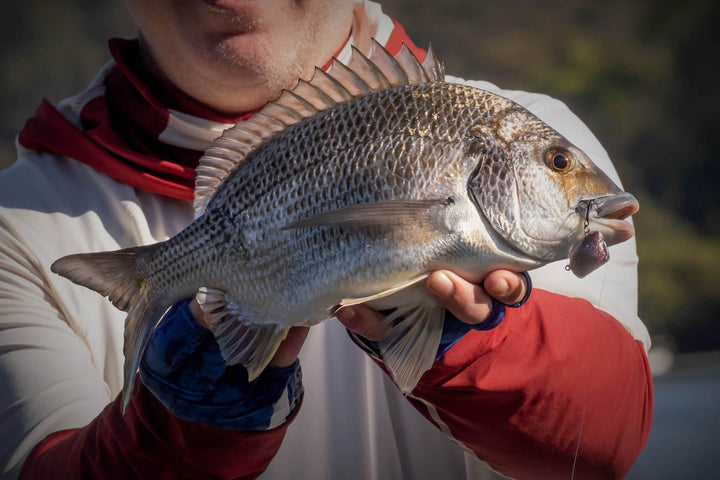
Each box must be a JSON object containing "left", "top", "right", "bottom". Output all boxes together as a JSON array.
[
  {"left": 544, "top": 148, "right": 573, "bottom": 173},
  {"left": 553, "top": 154, "right": 569, "bottom": 170}
]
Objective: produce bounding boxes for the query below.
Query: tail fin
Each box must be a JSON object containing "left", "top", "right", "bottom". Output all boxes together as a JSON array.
[
  {"left": 52, "top": 248, "right": 147, "bottom": 311},
  {"left": 52, "top": 246, "right": 165, "bottom": 409}
]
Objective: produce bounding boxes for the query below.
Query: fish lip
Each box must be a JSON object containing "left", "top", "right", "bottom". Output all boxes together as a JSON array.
[
  {"left": 579, "top": 192, "right": 639, "bottom": 246},
  {"left": 594, "top": 192, "right": 639, "bottom": 220}
]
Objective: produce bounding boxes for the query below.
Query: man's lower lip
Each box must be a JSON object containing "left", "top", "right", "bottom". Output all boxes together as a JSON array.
[
  {"left": 203, "top": 0, "right": 260, "bottom": 10},
  {"left": 201, "top": 1, "right": 263, "bottom": 35}
]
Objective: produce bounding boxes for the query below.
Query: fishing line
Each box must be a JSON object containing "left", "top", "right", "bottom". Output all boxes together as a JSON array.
[
  {"left": 570, "top": 401, "right": 587, "bottom": 480},
  {"left": 565, "top": 199, "right": 595, "bottom": 272}
]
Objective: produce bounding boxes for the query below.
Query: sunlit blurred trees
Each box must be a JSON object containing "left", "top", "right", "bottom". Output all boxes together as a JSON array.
[{"left": 0, "top": 0, "right": 133, "bottom": 166}]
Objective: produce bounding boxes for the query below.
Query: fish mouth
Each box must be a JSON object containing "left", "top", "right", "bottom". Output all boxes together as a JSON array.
[{"left": 580, "top": 192, "right": 639, "bottom": 246}]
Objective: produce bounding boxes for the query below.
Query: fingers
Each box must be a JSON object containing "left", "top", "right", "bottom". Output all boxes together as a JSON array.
[
  {"left": 334, "top": 304, "right": 390, "bottom": 341},
  {"left": 188, "top": 270, "right": 527, "bottom": 367},
  {"left": 483, "top": 270, "right": 527, "bottom": 306},
  {"left": 426, "top": 271, "right": 492, "bottom": 325},
  {"left": 270, "top": 327, "right": 310, "bottom": 368},
  {"left": 426, "top": 270, "right": 527, "bottom": 325},
  {"left": 189, "top": 298, "right": 309, "bottom": 369},
  {"left": 188, "top": 299, "right": 211, "bottom": 328}
]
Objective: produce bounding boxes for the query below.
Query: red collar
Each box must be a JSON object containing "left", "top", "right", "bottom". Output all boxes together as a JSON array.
[{"left": 18, "top": 23, "right": 423, "bottom": 201}]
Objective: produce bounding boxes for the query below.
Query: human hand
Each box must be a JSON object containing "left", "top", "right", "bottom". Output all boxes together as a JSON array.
[
  {"left": 189, "top": 299, "right": 310, "bottom": 368},
  {"left": 140, "top": 299, "right": 305, "bottom": 430},
  {"left": 335, "top": 270, "right": 529, "bottom": 341}
]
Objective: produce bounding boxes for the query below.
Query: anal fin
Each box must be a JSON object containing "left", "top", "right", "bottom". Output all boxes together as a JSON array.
[{"left": 196, "top": 287, "right": 289, "bottom": 380}]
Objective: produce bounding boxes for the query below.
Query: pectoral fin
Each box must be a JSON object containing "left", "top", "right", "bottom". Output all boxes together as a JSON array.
[
  {"left": 196, "top": 287, "right": 288, "bottom": 380},
  {"left": 282, "top": 198, "right": 451, "bottom": 231}
]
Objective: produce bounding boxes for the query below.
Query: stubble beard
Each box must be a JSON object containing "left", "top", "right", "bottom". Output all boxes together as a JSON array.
[{"left": 209, "top": 1, "right": 345, "bottom": 107}]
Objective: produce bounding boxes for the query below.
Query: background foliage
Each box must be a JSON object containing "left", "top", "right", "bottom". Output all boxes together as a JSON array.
[{"left": 1, "top": 0, "right": 718, "bottom": 351}]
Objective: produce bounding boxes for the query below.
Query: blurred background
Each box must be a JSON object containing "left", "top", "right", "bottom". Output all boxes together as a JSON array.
[{"left": 1, "top": 0, "right": 718, "bottom": 477}]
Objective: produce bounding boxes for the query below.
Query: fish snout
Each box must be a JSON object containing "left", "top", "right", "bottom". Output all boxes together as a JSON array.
[
  {"left": 583, "top": 192, "right": 639, "bottom": 246},
  {"left": 596, "top": 192, "right": 639, "bottom": 220}
]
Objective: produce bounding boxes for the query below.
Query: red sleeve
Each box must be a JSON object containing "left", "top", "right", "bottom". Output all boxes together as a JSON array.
[
  {"left": 408, "top": 289, "right": 653, "bottom": 480},
  {"left": 19, "top": 380, "right": 294, "bottom": 479}
]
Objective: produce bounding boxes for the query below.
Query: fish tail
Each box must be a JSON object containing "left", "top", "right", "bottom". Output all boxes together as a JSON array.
[
  {"left": 121, "top": 296, "right": 167, "bottom": 409},
  {"left": 51, "top": 245, "right": 165, "bottom": 409},
  {"left": 51, "top": 247, "right": 151, "bottom": 311}
]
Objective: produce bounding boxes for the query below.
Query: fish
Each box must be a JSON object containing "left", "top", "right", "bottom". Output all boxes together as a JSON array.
[{"left": 51, "top": 40, "right": 639, "bottom": 407}]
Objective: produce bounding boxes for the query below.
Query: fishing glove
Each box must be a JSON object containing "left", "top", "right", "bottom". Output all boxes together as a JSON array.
[{"left": 139, "top": 299, "right": 303, "bottom": 430}]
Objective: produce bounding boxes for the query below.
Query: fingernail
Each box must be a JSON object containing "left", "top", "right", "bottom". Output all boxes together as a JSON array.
[
  {"left": 428, "top": 272, "right": 454, "bottom": 298},
  {"left": 488, "top": 278, "right": 510, "bottom": 297},
  {"left": 334, "top": 306, "right": 356, "bottom": 323}
]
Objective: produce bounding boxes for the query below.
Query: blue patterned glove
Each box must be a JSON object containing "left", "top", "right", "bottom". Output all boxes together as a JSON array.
[{"left": 139, "top": 299, "right": 303, "bottom": 430}]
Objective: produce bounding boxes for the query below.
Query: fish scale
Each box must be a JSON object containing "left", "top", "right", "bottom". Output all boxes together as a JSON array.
[
  {"left": 52, "top": 41, "right": 638, "bottom": 405},
  {"left": 207, "top": 84, "right": 497, "bottom": 219}
]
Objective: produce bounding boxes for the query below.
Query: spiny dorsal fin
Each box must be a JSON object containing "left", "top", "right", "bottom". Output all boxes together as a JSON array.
[{"left": 193, "top": 40, "right": 445, "bottom": 217}]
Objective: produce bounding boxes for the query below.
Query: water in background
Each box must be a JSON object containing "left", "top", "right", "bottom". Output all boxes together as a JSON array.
[{"left": 629, "top": 349, "right": 720, "bottom": 479}]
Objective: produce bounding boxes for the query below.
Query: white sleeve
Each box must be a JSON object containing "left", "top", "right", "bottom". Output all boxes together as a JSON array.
[
  {"left": 0, "top": 221, "right": 111, "bottom": 479},
  {"left": 447, "top": 76, "right": 651, "bottom": 349}
]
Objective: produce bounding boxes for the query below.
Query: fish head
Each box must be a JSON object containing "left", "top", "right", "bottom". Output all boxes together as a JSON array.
[{"left": 466, "top": 106, "right": 639, "bottom": 265}]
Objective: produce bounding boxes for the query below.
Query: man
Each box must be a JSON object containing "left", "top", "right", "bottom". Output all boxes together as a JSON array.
[{"left": 0, "top": 1, "right": 652, "bottom": 479}]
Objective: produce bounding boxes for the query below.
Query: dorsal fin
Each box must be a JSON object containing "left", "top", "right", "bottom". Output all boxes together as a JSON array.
[{"left": 193, "top": 40, "right": 445, "bottom": 217}]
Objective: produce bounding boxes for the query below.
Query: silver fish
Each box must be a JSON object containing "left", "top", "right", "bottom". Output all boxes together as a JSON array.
[{"left": 52, "top": 41, "right": 639, "bottom": 406}]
